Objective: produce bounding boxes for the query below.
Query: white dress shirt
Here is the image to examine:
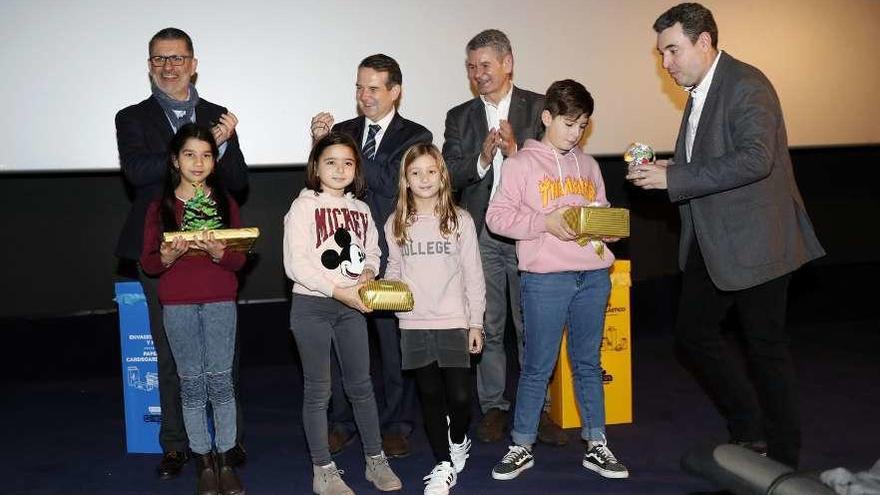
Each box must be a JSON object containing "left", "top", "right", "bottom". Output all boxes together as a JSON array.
[
  {"left": 362, "top": 109, "right": 396, "bottom": 154},
  {"left": 686, "top": 50, "right": 722, "bottom": 162},
  {"left": 476, "top": 85, "right": 513, "bottom": 199}
]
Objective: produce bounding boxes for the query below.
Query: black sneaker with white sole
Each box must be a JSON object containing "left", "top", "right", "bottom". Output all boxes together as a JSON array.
[
  {"left": 582, "top": 442, "right": 629, "bottom": 479},
  {"left": 491, "top": 445, "right": 535, "bottom": 480}
]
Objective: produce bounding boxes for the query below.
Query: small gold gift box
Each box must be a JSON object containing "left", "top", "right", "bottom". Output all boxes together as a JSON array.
[
  {"left": 563, "top": 207, "right": 630, "bottom": 245},
  {"left": 163, "top": 227, "right": 260, "bottom": 254},
  {"left": 359, "top": 280, "right": 414, "bottom": 312}
]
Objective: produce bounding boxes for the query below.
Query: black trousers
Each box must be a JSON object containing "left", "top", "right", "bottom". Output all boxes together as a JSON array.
[
  {"left": 675, "top": 246, "right": 800, "bottom": 467},
  {"left": 137, "top": 265, "right": 245, "bottom": 452},
  {"left": 413, "top": 362, "right": 472, "bottom": 463},
  {"left": 329, "top": 312, "right": 417, "bottom": 436}
]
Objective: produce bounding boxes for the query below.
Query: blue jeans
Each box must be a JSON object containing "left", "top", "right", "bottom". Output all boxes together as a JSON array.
[
  {"left": 512, "top": 270, "right": 611, "bottom": 447},
  {"left": 163, "top": 302, "right": 237, "bottom": 455}
]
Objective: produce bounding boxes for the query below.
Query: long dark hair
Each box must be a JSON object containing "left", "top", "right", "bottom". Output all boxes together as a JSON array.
[
  {"left": 305, "top": 132, "right": 366, "bottom": 198},
  {"left": 160, "top": 123, "right": 230, "bottom": 232}
]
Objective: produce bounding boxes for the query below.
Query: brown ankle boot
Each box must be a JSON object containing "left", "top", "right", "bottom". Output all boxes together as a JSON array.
[
  {"left": 217, "top": 450, "right": 245, "bottom": 495},
  {"left": 195, "top": 452, "right": 219, "bottom": 495}
]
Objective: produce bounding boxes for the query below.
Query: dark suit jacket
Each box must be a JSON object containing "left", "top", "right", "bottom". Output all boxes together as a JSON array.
[
  {"left": 333, "top": 112, "right": 432, "bottom": 275},
  {"left": 667, "top": 52, "right": 824, "bottom": 290},
  {"left": 115, "top": 96, "right": 249, "bottom": 260},
  {"left": 443, "top": 85, "right": 544, "bottom": 236}
]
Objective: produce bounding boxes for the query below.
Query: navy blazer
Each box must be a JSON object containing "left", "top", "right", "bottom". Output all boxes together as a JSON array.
[
  {"left": 115, "top": 96, "right": 248, "bottom": 260},
  {"left": 333, "top": 112, "right": 432, "bottom": 275},
  {"left": 666, "top": 52, "right": 824, "bottom": 290},
  {"left": 442, "top": 86, "right": 544, "bottom": 237}
]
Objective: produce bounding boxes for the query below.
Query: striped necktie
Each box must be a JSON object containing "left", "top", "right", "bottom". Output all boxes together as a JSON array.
[{"left": 362, "top": 124, "right": 381, "bottom": 159}]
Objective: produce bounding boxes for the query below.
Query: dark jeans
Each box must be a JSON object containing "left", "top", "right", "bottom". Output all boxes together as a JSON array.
[
  {"left": 135, "top": 264, "right": 245, "bottom": 453},
  {"left": 329, "top": 312, "right": 416, "bottom": 437},
  {"left": 290, "top": 294, "right": 383, "bottom": 466},
  {"left": 675, "top": 246, "right": 799, "bottom": 467}
]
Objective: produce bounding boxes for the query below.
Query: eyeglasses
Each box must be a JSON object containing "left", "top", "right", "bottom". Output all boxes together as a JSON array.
[{"left": 149, "top": 55, "right": 192, "bottom": 67}]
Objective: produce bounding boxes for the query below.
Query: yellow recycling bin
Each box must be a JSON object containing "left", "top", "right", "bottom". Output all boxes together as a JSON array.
[{"left": 549, "top": 260, "right": 632, "bottom": 427}]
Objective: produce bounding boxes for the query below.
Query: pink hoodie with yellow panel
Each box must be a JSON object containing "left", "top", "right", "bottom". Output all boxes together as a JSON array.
[{"left": 485, "top": 139, "right": 614, "bottom": 273}]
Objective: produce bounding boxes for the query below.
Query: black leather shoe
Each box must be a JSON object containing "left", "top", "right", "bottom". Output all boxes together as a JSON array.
[
  {"left": 328, "top": 429, "right": 355, "bottom": 456},
  {"left": 477, "top": 408, "right": 508, "bottom": 443},
  {"left": 224, "top": 444, "right": 247, "bottom": 468},
  {"left": 537, "top": 411, "right": 569, "bottom": 446},
  {"left": 156, "top": 450, "right": 189, "bottom": 480},
  {"left": 382, "top": 432, "right": 411, "bottom": 458},
  {"left": 195, "top": 452, "right": 219, "bottom": 495},
  {"left": 217, "top": 450, "right": 245, "bottom": 495}
]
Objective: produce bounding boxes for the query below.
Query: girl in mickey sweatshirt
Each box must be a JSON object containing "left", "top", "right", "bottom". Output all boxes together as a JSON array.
[{"left": 282, "top": 132, "right": 401, "bottom": 494}]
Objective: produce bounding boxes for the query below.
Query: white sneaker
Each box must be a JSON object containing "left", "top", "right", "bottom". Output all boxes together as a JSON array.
[
  {"left": 423, "top": 461, "right": 456, "bottom": 495},
  {"left": 312, "top": 462, "right": 354, "bottom": 495},
  {"left": 448, "top": 431, "right": 471, "bottom": 474}
]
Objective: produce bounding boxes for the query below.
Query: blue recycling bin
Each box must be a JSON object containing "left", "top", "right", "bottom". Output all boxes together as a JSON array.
[{"left": 115, "top": 281, "right": 162, "bottom": 453}]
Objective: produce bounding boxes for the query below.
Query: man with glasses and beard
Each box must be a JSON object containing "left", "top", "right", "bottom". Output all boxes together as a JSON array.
[{"left": 115, "top": 27, "right": 249, "bottom": 480}]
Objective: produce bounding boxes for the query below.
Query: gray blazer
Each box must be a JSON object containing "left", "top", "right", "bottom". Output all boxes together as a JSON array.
[
  {"left": 667, "top": 52, "right": 824, "bottom": 290},
  {"left": 442, "top": 85, "right": 544, "bottom": 236}
]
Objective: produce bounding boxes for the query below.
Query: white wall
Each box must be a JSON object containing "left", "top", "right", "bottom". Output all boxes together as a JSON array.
[{"left": 1, "top": 0, "right": 878, "bottom": 171}]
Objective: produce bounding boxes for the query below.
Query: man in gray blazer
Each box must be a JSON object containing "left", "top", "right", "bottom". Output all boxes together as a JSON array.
[
  {"left": 444, "top": 29, "right": 566, "bottom": 446},
  {"left": 630, "top": 3, "right": 824, "bottom": 467}
]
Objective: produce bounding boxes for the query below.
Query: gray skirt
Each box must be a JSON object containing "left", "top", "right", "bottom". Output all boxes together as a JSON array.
[{"left": 400, "top": 328, "right": 470, "bottom": 370}]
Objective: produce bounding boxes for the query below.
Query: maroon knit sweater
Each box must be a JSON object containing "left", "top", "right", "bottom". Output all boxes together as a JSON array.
[{"left": 140, "top": 196, "right": 246, "bottom": 305}]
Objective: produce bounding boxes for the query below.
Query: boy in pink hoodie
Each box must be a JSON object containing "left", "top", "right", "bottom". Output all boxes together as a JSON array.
[{"left": 486, "top": 80, "right": 629, "bottom": 481}]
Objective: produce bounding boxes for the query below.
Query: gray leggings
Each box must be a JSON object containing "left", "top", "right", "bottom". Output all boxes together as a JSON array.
[{"left": 290, "top": 294, "right": 382, "bottom": 466}]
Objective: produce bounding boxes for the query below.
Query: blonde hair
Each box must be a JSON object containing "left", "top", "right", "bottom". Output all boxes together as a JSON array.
[{"left": 391, "top": 143, "right": 460, "bottom": 245}]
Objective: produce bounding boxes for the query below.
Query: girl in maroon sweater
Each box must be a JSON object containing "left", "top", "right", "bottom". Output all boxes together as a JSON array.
[{"left": 141, "top": 124, "right": 246, "bottom": 495}]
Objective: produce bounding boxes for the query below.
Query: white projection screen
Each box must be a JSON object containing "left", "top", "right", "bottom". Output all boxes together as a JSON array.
[{"left": 1, "top": 0, "right": 878, "bottom": 172}]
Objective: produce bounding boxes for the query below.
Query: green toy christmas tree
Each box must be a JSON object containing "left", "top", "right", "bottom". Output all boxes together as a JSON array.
[{"left": 181, "top": 184, "right": 223, "bottom": 232}]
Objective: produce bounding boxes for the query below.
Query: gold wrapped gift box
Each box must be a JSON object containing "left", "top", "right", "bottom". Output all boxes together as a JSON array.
[
  {"left": 162, "top": 227, "right": 260, "bottom": 255},
  {"left": 359, "top": 280, "right": 414, "bottom": 312},
  {"left": 563, "top": 207, "right": 630, "bottom": 246}
]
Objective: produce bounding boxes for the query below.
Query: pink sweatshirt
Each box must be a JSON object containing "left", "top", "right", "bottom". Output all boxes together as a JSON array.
[
  {"left": 283, "top": 188, "right": 380, "bottom": 298},
  {"left": 486, "top": 139, "right": 615, "bottom": 273},
  {"left": 383, "top": 209, "right": 485, "bottom": 330}
]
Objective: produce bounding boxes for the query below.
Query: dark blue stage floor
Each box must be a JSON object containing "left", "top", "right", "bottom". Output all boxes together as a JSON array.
[{"left": 3, "top": 297, "right": 878, "bottom": 495}]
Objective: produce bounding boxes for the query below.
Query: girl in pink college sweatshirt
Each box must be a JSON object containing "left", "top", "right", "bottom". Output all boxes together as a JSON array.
[
  {"left": 486, "top": 80, "right": 629, "bottom": 482},
  {"left": 384, "top": 143, "right": 485, "bottom": 495}
]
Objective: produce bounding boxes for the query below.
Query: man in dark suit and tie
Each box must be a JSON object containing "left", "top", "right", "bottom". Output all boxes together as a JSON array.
[
  {"left": 443, "top": 29, "right": 567, "bottom": 446},
  {"left": 115, "top": 27, "right": 249, "bottom": 480},
  {"left": 310, "top": 53, "right": 432, "bottom": 458},
  {"left": 629, "top": 3, "right": 825, "bottom": 467}
]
